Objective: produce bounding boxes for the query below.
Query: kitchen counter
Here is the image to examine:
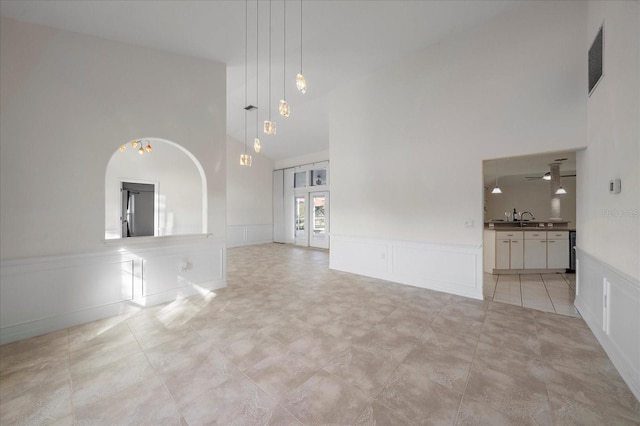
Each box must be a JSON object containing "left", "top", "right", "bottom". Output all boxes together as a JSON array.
[{"left": 484, "top": 221, "right": 574, "bottom": 231}]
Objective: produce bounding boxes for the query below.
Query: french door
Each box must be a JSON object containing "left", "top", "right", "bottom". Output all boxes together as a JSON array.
[{"left": 294, "top": 191, "right": 329, "bottom": 249}]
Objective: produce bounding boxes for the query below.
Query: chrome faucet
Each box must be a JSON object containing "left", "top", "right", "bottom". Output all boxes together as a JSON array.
[{"left": 520, "top": 211, "right": 535, "bottom": 225}]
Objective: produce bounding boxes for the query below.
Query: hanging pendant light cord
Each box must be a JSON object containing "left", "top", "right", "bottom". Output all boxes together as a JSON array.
[
  {"left": 300, "top": 0, "right": 303, "bottom": 74},
  {"left": 244, "top": 0, "right": 248, "bottom": 154},
  {"left": 256, "top": 0, "right": 260, "bottom": 139},
  {"left": 283, "top": 0, "right": 286, "bottom": 100},
  {"left": 268, "top": 0, "right": 272, "bottom": 120}
]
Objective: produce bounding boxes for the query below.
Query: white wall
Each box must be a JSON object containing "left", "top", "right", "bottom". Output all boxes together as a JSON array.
[
  {"left": 485, "top": 176, "right": 577, "bottom": 225},
  {"left": 226, "top": 137, "right": 274, "bottom": 247},
  {"left": 574, "top": 0, "right": 640, "bottom": 401},
  {"left": 329, "top": 1, "right": 587, "bottom": 298},
  {"left": 105, "top": 139, "right": 204, "bottom": 238},
  {"left": 0, "top": 17, "right": 226, "bottom": 260},
  {"left": 0, "top": 18, "right": 227, "bottom": 343},
  {"left": 274, "top": 150, "right": 329, "bottom": 170},
  {"left": 579, "top": 1, "right": 639, "bottom": 280}
]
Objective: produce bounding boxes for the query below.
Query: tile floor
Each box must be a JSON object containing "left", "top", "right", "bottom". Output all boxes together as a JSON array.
[
  {"left": 483, "top": 272, "right": 580, "bottom": 317},
  {"left": 1, "top": 244, "right": 638, "bottom": 425}
]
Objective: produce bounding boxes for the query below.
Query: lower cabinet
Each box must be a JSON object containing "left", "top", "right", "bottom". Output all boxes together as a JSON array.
[
  {"left": 496, "top": 231, "right": 523, "bottom": 269},
  {"left": 524, "top": 232, "right": 547, "bottom": 269},
  {"left": 547, "top": 231, "right": 569, "bottom": 269},
  {"left": 494, "top": 230, "right": 569, "bottom": 271}
]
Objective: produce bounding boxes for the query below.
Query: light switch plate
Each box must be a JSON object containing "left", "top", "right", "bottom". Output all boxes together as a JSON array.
[{"left": 609, "top": 179, "right": 621, "bottom": 194}]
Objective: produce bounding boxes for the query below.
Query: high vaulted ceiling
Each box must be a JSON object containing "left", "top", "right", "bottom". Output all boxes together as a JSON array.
[{"left": 1, "top": 0, "right": 527, "bottom": 161}]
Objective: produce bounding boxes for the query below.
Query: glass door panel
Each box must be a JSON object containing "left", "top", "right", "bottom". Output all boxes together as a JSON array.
[
  {"left": 310, "top": 192, "right": 329, "bottom": 249},
  {"left": 294, "top": 195, "right": 307, "bottom": 246}
]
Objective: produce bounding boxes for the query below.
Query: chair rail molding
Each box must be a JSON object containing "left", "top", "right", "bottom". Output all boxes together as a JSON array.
[
  {"left": 0, "top": 238, "right": 226, "bottom": 344},
  {"left": 330, "top": 234, "right": 483, "bottom": 300}
]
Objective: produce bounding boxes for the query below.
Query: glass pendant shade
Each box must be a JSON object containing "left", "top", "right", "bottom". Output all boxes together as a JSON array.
[
  {"left": 491, "top": 176, "right": 502, "bottom": 194},
  {"left": 296, "top": 73, "right": 307, "bottom": 94},
  {"left": 145, "top": 144, "right": 152, "bottom": 152},
  {"left": 555, "top": 186, "right": 567, "bottom": 195},
  {"left": 279, "top": 100, "right": 290, "bottom": 117},
  {"left": 138, "top": 146, "right": 145, "bottom": 155},
  {"left": 240, "top": 153, "right": 252, "bottom": 166},
  {"left": 254, "top": 138, "right": 261, "bottom": 153},
  {"left": 131, "top": 140, "right": 139, "bottom": 148},
  {"left": 119, "top": 145, "right": 126, "bottom": 152},
  {"left": 264, "top": 120, "right": 276, "bottom": 135}
]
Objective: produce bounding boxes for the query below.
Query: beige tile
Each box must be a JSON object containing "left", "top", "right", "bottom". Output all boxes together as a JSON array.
[
  {"left": 281, "top": 369, "right": 370, "bottom": 425},
  {"left": 180, "top": 369, "right": 278, "bottom": 425},
  {"left": 71, "top": 351, "right": 156, "bottom": 409},
  {"left": 221, "top": 332, "right": 287, "bottom": 371},
  {"left": 67, "top": 316, "right": 135, "bottom": 353},
  {"left": 479, "top": 321, "right": 540, "bottom": 357},
  {"left": 73, "top": 376, "right": 185, "bottom": 425},
  {"left": 288, "top": 329, "right": 351, "bottom": 367},
  {"left": 145, "top": 340, "right": 236, "bottom": 406},
  {"left": 457, "top": 395, "right": 532, "bottom": 425},
  {"left": 354, "top": 401, "right": 413, "bottom": 426},
  {"left": 245, "top": 350, "right": 319, "bottom": 403},
  {"left": 403, "top": 342, "right": 472, "bottom": 394},
  {"left": 464, "top": 363, "right": 552, "bottom": 425},
  {"left": 0, "top": 363, "right": 72, "bottom": 426},
  {"left": 324, "top": 346, "right": 400, "bottom": 398},
  {"left": 376, "top": 363, "right": 462, "bottom": 425},
  {"left": 0, "top": 329, "right": 69, "bottom": 377},
  {"left": 351, "top": 326, "right": 418, "bottom": 362},
  {"left": 544, "top": 362, "right": 640, "bottom": 423},
  {"left": 419, "top": 325, "right": 479, "bottom": 363},
  {"left": 319, "top": 317, "right": 373, "bottom": 341}
]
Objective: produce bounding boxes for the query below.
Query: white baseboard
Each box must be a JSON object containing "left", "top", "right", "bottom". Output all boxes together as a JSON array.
[
  {"left": 330, "top": 235, "right": 483, "bottom": 300},
  {"left": 226, "top": 224, "right": 273, "bottom": 248},
  {"left": 574, "top": 248, "right": 640, "bottom": 402},
  {"left": 0, "top": 239, "right": 226, "bottom": 345}
]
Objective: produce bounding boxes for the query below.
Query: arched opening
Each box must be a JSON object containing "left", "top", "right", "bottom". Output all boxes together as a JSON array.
[{"left": 104, "top": 138, "right": 207, "bottom": 239}]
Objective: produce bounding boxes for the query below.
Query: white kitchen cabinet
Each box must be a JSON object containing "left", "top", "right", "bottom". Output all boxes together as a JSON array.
[
  {"left": 496, "top": 231, "right": 523, "bottom": 269},
  {"left": 496, "top": 239, "right": 511, "bottom": 269},
  {"left": 524, "top": 232, "right": 547, "bottom": 269},
  {"left": 547, "top": 231, "right": 569, "bottom": 269}
]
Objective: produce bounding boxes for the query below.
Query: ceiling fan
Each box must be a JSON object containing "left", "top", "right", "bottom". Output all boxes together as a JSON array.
[{"left": 525, "top": 172, "right": 576, "bottom": 180}]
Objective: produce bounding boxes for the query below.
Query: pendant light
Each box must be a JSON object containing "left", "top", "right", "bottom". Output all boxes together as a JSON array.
[
  {"left": 491, "top": 176, "right": 502, "bottom": 194},
  {"left": 296, "top": 0, "right": 307, "bottom": 94},
  {"left": 263, "top": 0, "right": 276, "bottom": 135},
  {"left": 278, "top": 0, "right": 290, "bottom": 117},
  {"left": 555, "top": 185, "right": 567, "bottom": 195},
  {"left": 253, "top": 0, "right": 261, "bottom": 153},
  {"left": 491, "top": 160, "right": 502, "bottom": 194},
  {"left": 240, "top": 0, "right": 252, "bottom": 166},
  {"left": 120, "top": 139, "right": 151, "bottom": 155}
]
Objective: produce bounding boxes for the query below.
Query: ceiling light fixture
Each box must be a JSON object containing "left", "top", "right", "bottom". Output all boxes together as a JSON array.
[
  {"left": 555, "top": 186, "right": 567, "bottom": 195},
  {"left": 490, "top": 160, "right": 502, "bottom": 194},
  {"left": 241, "top": 0, "right": 252, "bottom": 166},
  {"left": 120, "top": 139, "right": 151, "bottom": 155},
  {"left": 263, "top": 0, "right": 276, "bottom": 135},
  {"left": 296, "top": 0, "right": 307, "bottom": 94},
  {"left": 279, "top": 0, "right": 290, "bottom": 118}
]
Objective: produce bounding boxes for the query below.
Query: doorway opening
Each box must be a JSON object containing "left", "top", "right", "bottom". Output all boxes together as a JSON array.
[
  {"left": 481, "top": 149, "right": 581, "bottom": 316},
  {"left": 121, "top": 181, "right": 156, "bottom": 237}
]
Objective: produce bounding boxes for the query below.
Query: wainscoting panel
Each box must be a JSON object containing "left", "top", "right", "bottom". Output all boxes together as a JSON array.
[
  {"left": 0, "top": 238, "right": 226, "bottom": 344},
  {"left": 330, "top": 235, "right": 483, "bottom": 300},
  {"left": 226, "top": 224, "right": 273, "bottom": 248},
  {"left": 574, "top": 248, "right": 640, "bottom": 401},
  {"left": 142, "top": 246, "right": 224, "bottom": 297}
]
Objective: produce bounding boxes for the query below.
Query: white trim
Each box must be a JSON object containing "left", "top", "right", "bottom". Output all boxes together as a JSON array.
[
  {"left": 226, "top": 224, "right": 273, "bottom": 248},
  {"left": 330, "top": 235, "right": 483, "bottom": 300},
  {"left": 0, "top": 239, "right": 225, "bottom": 344},
  {"left": 574, "top": 248, "right": 640, "bottom": 402}
]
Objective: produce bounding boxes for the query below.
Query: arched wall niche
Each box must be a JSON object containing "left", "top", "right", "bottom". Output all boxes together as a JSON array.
[{"left": 104, "top": 137, "right": 208, "bottom": 239}]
